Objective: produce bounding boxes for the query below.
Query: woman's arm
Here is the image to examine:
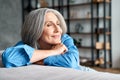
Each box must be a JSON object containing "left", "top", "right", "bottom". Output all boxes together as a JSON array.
[
  {"left": 2, "top": 41, "right": 67, "bottom": 68},
  {"left": 43, "top": 34, "right": 80, "bottom": 69},
  {"left": 2, "top": 43, "right": 34, "bottom": 68},
  {"left": 30, "top": 43, "right": 68, "bottom": 63}
]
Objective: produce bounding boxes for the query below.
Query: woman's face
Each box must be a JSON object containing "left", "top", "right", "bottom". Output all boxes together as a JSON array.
[{"left": 39, "top": 12, "right": 62, "bottom": 48}]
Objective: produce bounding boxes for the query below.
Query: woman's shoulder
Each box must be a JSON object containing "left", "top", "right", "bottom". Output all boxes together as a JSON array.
[
  {"left": 61, "top": 34, "right": 74, "bottom": 46},
  {"left": 2, "top": 41, "right": 34, "bottom": 57},
  {"left": 3, "top": 41, "right": 34, "bottom": 54},
  {"left": 62, "top": 34, "right": 70, "bottom": 38},
  {"left": 14, "top": 41, "right": 24, "bottom": 46},
  {"left": 61, "top": 34, "right": 72, "bottom": 41}
]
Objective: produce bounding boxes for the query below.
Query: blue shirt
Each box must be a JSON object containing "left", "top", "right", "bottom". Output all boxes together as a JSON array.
[{"left": 2, "top": 34, "right": 80, "bottom": 69}]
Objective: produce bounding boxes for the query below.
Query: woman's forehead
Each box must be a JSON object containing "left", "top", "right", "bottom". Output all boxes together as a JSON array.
[{"left": 45, "top": 12, "right": 59, "bottom": 22}]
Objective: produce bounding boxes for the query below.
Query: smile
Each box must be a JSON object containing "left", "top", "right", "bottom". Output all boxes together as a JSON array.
[{"left": 52, "top": 35, "right": 61, "bottom": 39}]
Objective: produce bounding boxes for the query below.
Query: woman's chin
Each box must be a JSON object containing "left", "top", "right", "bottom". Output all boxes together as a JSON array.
[{"left": 52, "top": 41, "right": 61, "bottom": 44}]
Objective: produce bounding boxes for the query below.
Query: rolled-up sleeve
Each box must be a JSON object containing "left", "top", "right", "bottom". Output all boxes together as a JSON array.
[
  {"left": 2, "top": 42, "right": 35, "bottom": 68},
  {"left": 44, "top": 34, "right": 80, "bottom": 70}
]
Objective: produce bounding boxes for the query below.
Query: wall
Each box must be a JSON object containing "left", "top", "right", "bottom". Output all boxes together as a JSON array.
[
  {"left": 112, "top": 0, "right": 120, "bottom": 68},
  {"left": 0, "top": 0, "right": 22, "bottom": 50}
]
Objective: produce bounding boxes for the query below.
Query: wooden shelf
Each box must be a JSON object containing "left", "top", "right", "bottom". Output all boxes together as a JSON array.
[
  {"left": 96, "top": 48, "right": 111, "bottom": 50},
  {"left": 70, "top": 32, "right": 111, "bottom": 35},
  {"left": 96, "top": 16, "right": 111, "bottom": 19},
  {"left": 95, "top": 32, "right": 111, "bottom": 35},
  {"left": 48, "top": 2, "right": 91, "bottom": 8},
  {"left": 48, "top": 0, "right": 111, "bottom": 8},
  {"left": 81, "top": 60, "right": 111, "bottom": 67},
  {"left": 93, "top": 0, "right": 111, "bottom": 3},
  {"left": 65, "top": 16, "right": 111, "bottom": 21},
  {"left": 77, "top": 46, "right": 94, "bottom": 49},
  {"left": 69, "top": 3, "right": 91, "bottom": 7},
  {"left": 65, "top": 18, "right": 91, "bottom": 21},
  {"left": 95, "top": 42, "right": 111, "bottom": 50},
  {"left": 70, "top": 32, "right": 92, "bottom": 35},
  {"left": 80, "top": 60, "right": 93, "bottom": 66}
]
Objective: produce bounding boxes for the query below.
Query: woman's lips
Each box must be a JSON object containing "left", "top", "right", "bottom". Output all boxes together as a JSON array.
[{"left": 52, "top": 35, "right": 61, "bottom": 39}]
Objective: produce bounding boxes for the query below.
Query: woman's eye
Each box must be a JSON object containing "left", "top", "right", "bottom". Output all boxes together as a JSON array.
[
  {"left": 57, "top": 23, "right": 60, "bottom": 26},
  {"left": 47, "top": 23, "right": 52, "bottom": 27}
]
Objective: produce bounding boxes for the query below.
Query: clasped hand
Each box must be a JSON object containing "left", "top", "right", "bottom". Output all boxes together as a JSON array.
[{"left": 51, "top": 43, "right": 68, "bottom": 54}]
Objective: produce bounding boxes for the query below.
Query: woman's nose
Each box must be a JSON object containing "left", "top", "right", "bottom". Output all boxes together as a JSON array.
[{"left": 54, "top": 24, "right": 62, "bottom": 32}]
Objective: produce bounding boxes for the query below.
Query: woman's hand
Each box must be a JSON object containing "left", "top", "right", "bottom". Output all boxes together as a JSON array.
[
  {"left": 33, "top": 43, "right": 68, "bottom": 65},
  {"left": 51, "top": 43, "right": 68, "bottom": 54},
  {"left": 30, "top": 43, "right": 68, "bottom": 64}
]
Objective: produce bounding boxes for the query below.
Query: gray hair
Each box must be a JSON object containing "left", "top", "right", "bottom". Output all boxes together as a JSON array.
[{"left": 21, "top": 8, "right": 67, "bottom": 49}]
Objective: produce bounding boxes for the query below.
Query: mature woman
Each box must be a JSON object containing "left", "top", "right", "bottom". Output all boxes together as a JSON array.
[{"left": 2, "top": 8, "right": 95, "bottom": 71}]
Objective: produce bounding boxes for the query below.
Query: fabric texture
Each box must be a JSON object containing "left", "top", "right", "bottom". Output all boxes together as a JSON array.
[{"left": 0, "top": 65, "right": 120, "bottom": 80}]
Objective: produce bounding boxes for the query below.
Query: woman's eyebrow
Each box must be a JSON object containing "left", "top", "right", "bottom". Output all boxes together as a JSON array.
[
  {"left": 45, "top": 20, "right": 60, "bottom": 25},
  {"left": 44, "top": 21, "right": 52, "bottom": 24}
]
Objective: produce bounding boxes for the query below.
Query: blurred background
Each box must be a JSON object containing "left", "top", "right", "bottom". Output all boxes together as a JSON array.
[{"left": 0, "top": 0, "right": 120, "bottom": 73}]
